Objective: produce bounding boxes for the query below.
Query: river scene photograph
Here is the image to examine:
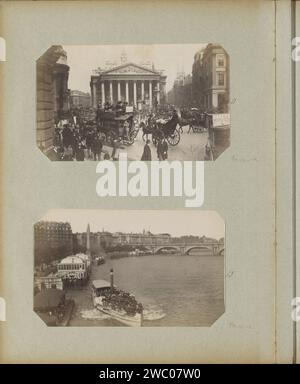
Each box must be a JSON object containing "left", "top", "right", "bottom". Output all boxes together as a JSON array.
[{"left": 34, "top": 210, "right": 225, "bottom": 327}]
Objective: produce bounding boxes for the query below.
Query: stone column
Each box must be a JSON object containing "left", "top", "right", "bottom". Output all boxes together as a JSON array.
[
  {"left": 149, "top": 80, "right": 152, "bottom": 107},
  {"left": 161, "top": 82, "right": 166, "bottom": 103},
  {"left": 125, "top": 81, "right": 129, "bottom": 103},
  {"left": 109, "top": 81, "right": 113, "bottom": 103},
  {"left": 157, "top": 81, "right": 160, "bottom": 104},
  {"left": 141, "top": 81, "right": 145, "bottom": 101},
  {"left": 101, "top": 82, "right": 105, "bottom": 106},
  {"left": 117, "top": 81, "right": 121, "bottom": 101},
  {"left": 91, "top": 81, "right": 97, "bottom": 108},
  {"left": 133, "top": 81, "right": 137, "bottom": 106}
]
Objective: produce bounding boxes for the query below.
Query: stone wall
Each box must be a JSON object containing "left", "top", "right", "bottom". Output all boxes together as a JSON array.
[
  {"left": 36, "top": 46, "right": 69, "bottom": 154},
  {"left": 36, "top": 62, "right": 55, "bottom": 151}
]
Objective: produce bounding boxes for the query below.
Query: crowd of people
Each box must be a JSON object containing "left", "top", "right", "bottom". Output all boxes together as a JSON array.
[
  {"left": 102, "top": 288, "right": 143, "bottom": 316},
  {"left": 53, "top": 101, "right": 138, "bottom": 161},
  {"left": 53, "top": 122, "right": 113, "bottom": 161},
  {"left": 52, "top": 103, "right": 207, "bottom": 161}
]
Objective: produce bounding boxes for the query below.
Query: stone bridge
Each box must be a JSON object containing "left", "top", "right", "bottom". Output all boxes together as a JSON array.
[{"left": 133, "top": 242, "right": 224, "bottom": 256}]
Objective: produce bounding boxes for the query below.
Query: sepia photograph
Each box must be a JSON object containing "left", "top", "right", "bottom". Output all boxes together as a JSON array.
[
  {"left": 36, "top": 44, "right": 230, "bottom": 162},
  {"left": 34, "top": 210, "right": 225, "bottom": 327}
]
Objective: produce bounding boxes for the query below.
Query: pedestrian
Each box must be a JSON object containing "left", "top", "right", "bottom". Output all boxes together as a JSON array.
[
  {"left": 75, "top": 141, "right": 86, "bottom": 161},
  {"left": 111, "top": 139, "right": 118, "bottom": 161},
  {"left": 92, "top": 134, "right": 103, "bottom": 161},
  {"left": 123, "top": 120, "right": 129, "bottom": 140},
  {"left": 62, "top": 124, "right": 72, "bottom": 149},
  {"left": 157, "top": 138, "right": 163, "bottom": 161},
  {"left": 172, "top": 108, "right": 179, "bottom": 123},
  {"left": 53, "top": 128, "right": 62, "bottom": 147},
  {"left": 116, "top": 101, "right": 123, "bottom": 117},
  {"left": 161, "top": 138, "right": 168, "bottom": 160},
  {"left": 71, "top": 129, "right": 79, "bottom": 159},
  {"left": 141, "top": 139, "right": 152, "bottom": 161},
  {"left": 85, "top": 130, "right": 94, "bottom": 159}
]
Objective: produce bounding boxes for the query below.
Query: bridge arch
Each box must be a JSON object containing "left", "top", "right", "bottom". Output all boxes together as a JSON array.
[
  {"left": 154, "top": 245, "right": 181, "bottom": 254},
  {"left": 138, "top": 245, "right": 152, "bottom": 252},
  {"left": 218, "top": 248, "right": 225, "bottom": 256},
  {"left": 185, "top": 245, "right": 212, "bottom": 255}
]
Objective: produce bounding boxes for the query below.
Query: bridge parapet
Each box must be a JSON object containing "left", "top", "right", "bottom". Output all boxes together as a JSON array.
[{"left": 127, "top": 241, "right": 223, "bottom": 255}]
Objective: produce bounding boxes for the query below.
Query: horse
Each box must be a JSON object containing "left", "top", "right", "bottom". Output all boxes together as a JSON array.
[{"left": 141, "top": 117, "right": 157, "bottom": 141}]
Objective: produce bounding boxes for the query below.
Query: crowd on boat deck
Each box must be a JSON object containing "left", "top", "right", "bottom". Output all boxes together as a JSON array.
[{"left": 102, "top": 288, "right": 143, "bottom": 316}]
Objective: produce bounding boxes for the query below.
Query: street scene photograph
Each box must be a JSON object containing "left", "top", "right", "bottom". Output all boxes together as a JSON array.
[
  {"left": 36, "top": 44, "right": 230, "bottom": 161},
  {"left": 34, "top": 210, "right": 225, "bottom": 327}
]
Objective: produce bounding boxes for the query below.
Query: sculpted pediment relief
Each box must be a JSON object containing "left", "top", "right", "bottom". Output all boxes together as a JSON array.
[{"left": 104, "top": 63, "right": 158, "bottom": 76}]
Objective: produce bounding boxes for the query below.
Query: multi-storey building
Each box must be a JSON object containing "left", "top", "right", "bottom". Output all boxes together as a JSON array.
[
  {"left": 73, "top": 230, "right": 114, "bottom": 253},
  {"left": 70, "top": 90, "right": 91, "bottom": 108},
  {"left": 90, "top": 54, "right": 167, "bottom": 109},
  {"left": 170, "top": 235, "right": 218, "bottom": 244},
  {"left": 167, "top": 72, "right": 193, "bottom": 107},
  {"left": 111, "top": 230, "right": 171, "bottom": 247},
  {"left": 72, "top": 226, "right": 223, "bottom": 254},
  {"left": 192, "top": 44, "right": 229, "bottom": 112},
  {"left": 73, "top": 229, "right": 171, "bottom": 251},
  {"left": 34, "top": 221, "right": 73, "bottom": 264},
  {"left": 34, "top": 221, "right": 73, "bottom": 249}
]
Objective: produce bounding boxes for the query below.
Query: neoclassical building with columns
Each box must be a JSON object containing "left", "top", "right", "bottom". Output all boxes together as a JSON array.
[{"left": 90, "top": 61, "right": 167, "bottom": 109}]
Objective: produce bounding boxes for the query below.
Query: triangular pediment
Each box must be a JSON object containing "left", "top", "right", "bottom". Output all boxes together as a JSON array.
[{"left": 102, "top": 62, "right": 160, "bottom": 76}]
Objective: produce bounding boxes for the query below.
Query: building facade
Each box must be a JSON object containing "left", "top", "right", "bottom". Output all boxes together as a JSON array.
[
  {"left": 34, "top": 221, "right": 73, "bottom": 264},
  {"left": 70, "top": 90, "right": 91, "bottom": 108},
  {"left": 73, "top": 230, "right": 114, "bottom": 253},
  {"left": 170, "top": 235, "right": 219, "bottom": 244},
  {"left": 90, "top": 56, "right": 167, "bottom": 109},
  {"left": 36, "top": 45, "right": 70, "bottom": 153},
  {"left": 167, "top": 72, "right": 193, "bottom": 107},
  {"left": 192, "top": 44, "right": 229, "bottom": 112},
  {"left": 73, "top": 229, "right": 171, "bottom": 251},
  {"left": 111, "top": 231, "right": 171, "bottom": 247},
  {"left": 34, "top": 274, "right": 64, "bottom": 292},
  {"left": 57, "top": 255, "right": 88, "bottom": 282}
]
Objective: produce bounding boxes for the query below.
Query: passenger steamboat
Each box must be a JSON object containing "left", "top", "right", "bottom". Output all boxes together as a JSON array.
[{"left": 91, "top": 269, "right": 143, "bottom": 327}]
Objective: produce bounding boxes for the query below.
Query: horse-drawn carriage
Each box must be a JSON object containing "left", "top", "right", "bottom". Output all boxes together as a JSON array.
[
  {"left": 97, "top": 110, "right": 139, "bottom": 146},
  {"left": 179, "top": 108, "right": 205, "bottom": 133},
  {"left": 140, "top": 113, "right": 181, "bottom": 146}
]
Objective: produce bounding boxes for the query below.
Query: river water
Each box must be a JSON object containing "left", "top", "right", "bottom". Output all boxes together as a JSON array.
[{"left": 67, "top": 253, "right": 225, "bottom": 327}]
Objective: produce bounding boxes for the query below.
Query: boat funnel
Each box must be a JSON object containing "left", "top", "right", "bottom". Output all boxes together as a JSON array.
[{"left": 110, "top": 268, "right": 114, "bottom": 292}]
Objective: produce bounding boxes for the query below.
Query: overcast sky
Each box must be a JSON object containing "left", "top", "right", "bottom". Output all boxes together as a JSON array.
[
  {"left": 42, "top": 209, "right": 224, "bottom": 240},
  {"left": 64, "top": 44, "right": 207, "bottom": 94}
]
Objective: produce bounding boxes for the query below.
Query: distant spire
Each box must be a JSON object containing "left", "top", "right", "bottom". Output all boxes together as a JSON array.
[{"left": 86, "top": 223, "right": 91, "bottom": 254}]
